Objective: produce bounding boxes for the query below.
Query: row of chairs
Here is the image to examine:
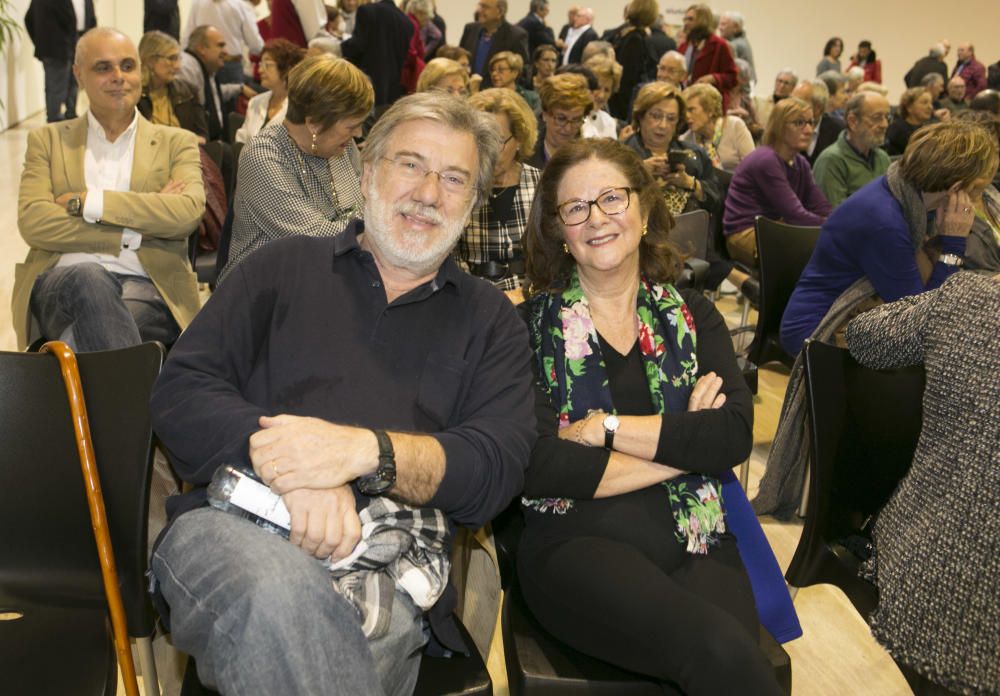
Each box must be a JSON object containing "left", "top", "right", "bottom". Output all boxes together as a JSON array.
[{"left": 0, "top": 341, "right": 800, "bottom": 696}]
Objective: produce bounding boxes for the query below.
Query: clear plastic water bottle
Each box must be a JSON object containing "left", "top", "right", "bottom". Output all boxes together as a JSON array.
[{"left": 207, "top": 464, "right": 292, "bottom": 538}]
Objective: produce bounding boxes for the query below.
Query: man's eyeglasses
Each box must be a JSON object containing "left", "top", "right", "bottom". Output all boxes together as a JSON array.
[
  {"left": 556, "top": 187, "right": 634, "bottom": 226},
  {"left": 381, "top": 156, "right": 473, "bottom": 195},
  {"left": 549, "top": 112, "right": 585, "bottom": 129}
]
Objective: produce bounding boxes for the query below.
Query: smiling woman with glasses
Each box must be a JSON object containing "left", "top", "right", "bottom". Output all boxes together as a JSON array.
[
  {"left": 457, "top": 88, "right": 541, "bottom": 294},
  {"left": 723, "top": 96, "right": 832, "bottom": 269},
  {"left": 515, "top": 137, "right": 784, "bottom": 695},
  {"left": 137, "top": 31, "right": 208, "bottom": 140}
]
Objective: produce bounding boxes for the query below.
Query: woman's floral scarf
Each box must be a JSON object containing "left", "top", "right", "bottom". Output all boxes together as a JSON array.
[{"left": 525, "top": 270, "right": 726, "bottom": 554}]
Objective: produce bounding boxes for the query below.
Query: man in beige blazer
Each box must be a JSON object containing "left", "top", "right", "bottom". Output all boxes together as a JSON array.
[{"left": 14, "top": 27, "right": 205, "bottom": 351}]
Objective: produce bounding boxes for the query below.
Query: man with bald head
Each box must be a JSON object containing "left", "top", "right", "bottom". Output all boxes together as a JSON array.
[
  {"left": 952, "top": 43, "right": 986, "bottom": 100},
  {"left": 13, "top": 28, "right": 205, "bottom": 352},
  {"left": 560, "top": 6, "right": 596, "bottom": 65},
  {"left": 176, "top": 24, "right": 247, "bottom": 140},
  {"left": 813, "top": 92, "right": 891, "bottom": 207},
  {"left": 656, "top": 50, "right": 687, "bottom": 89},
  {"left": 940, "top": 75, "right": 970, "bottom": 113}
]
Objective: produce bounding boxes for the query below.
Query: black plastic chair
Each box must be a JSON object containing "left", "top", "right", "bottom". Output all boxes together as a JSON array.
[
  {"left": 786, "top": 340, "right": 925, "bottom": 619},
  {"left": 747, "top": 217, "right": 821, "bottom": 369},
  {"left": 227, "top": 112, "right": 246, "bottom": 144},
  {"left": 492, "top": 501, "right": 792, "bottom": 695},
  {"left": 671, "top": 209, "right": 711, "bottom": 290},
  {"left": 0, "top": 342, "right": 166, "bottom": 695}
]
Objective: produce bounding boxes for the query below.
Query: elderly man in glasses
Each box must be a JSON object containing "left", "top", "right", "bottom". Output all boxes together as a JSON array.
[{"left": 149, "top": 91, "right": 536, "bottom": 695}]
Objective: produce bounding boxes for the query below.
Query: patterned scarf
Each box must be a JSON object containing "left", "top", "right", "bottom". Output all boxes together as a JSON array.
[{"left": 526, "top": 270, "right": 726, "bottom": 554}]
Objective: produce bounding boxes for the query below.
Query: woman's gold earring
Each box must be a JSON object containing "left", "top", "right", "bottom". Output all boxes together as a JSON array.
[
  {"left": 641, "top": 223, "right": 649, "bottom": 237},
  {"left": 562, "top": 242, "right": 569, "bottom": 254},
  {"left": 310, "top": 131, "right": 318, "bottom": 155}
]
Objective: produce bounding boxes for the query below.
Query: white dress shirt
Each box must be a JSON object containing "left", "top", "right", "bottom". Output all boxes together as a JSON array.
[
  {"left": 56, "top": 110, "right": 148, "bottom": 278},
  {"left": 562, "top": 24, "right": 590, "bottom": 65},
  {"left": 181, "top": 0, "right": 264, "bottom": 58},
  {"left": 71, "top": 0, "right": 86, "bottom": 31}
]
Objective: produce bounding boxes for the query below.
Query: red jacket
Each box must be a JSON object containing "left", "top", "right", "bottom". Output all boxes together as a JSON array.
[
  {"left": 678, "top": 34, "right": 738, "bottom": 110},
  {"left": 848, "top": 58, "right": 882, "bottom": 84}
]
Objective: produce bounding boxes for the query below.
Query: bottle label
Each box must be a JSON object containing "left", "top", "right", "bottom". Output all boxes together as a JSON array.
[{"left": 229, "top": 472, "right": 292, "bottom": 531}]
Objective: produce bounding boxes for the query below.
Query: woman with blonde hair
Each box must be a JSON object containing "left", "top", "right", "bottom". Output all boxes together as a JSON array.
[
  {"left": 682, "top": 82, "right": 754, "bottom": 172},
  {"left": 137, "top": 31, "right": 208, "bottom": 140},
  {"left": 416, "top": 57, "right": 470, "bottom": 97},
  {"left": 458, "top": 88, "right": 541, "bottom": 292},
  {"left": 723, "top": 97, "right": 831, "bottom": 267},
  {"left": 581, "top": 56, "right": 622, "bottom": 139},
  {"left": 488, "top": 51, "right": 540, "bottom": 113},
  {"left": 221, "top": 55, "right": 375, "bottom": 280},
  {"left": 529, "top": 73, "right": 595, "bottom": 168}
]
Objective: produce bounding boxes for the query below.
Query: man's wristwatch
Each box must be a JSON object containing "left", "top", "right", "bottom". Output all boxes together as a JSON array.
[
  {"left": 67, "top": 194, "right": 83, "bottom": 217},
  {"left": 938, "top": 253, "right": 964, "bottom": 267},
  {"left": 357, "top": 429, "right": 396, "bottom": 495},
  {"left": 602, "top": 414, "right": 621, "bottom": 450}
]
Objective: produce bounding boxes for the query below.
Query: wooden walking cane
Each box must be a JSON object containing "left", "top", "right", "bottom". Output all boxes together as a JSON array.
[{"left": 41, "top": 341, "right": 141, "bottom": 696}]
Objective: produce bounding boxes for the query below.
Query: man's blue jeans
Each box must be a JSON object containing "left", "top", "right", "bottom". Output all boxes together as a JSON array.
[
  {"left": 152, "top": 508, "right": 427, "bottom": 696},
  {"left": 41, "top": 56, "right": 78, "bottom": 122},
  {"left": 29, "top": 263, "right": 180, "bottom": 352}
]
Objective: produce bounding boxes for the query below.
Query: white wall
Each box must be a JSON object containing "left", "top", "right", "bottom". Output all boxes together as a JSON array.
[{"left": 4, "top": 0, "right": 998, "bottom": 130}]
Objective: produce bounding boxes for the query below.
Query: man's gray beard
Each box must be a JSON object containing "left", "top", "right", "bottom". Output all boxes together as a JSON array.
[{"left": 363, "top": 176, "right": 473, "bottom": 276}]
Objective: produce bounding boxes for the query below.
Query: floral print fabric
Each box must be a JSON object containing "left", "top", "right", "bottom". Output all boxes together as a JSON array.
[{"left": 525, "top": 270, "right": 727, "bottom": 554}]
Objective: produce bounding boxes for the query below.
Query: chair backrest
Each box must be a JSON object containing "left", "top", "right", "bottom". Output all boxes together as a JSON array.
[
  {"left": 670, "top": 209, "right": 710, "bottom": 260},
  {"left": 749, "top": 216, "right": 821, "bottom": 367},
  {"left": 227, "top": 112, "right": 245, "bottom": 144},
  {"left": 0, "top": 343, "right": 165, "bottom": 637},
  {"left": 786, "top": 340, "right": 924, "bottom": 619}
]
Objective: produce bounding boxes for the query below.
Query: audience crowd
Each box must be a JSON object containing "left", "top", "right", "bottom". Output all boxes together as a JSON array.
[{"left": 15, "top": 1, "right": 1000, "bottom": 695}]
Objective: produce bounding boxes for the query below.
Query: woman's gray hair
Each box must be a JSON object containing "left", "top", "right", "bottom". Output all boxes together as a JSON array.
[{"left": 361, "top": 92, "right": 502, "bottom": 209}]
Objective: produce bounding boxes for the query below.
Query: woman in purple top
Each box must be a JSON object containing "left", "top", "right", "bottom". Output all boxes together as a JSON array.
[
  {"left": 780, "top": 121, "right": 998, "bottom": 356},
  {"left": 722, "top": 97, "right": 832, "bottom": 267}
]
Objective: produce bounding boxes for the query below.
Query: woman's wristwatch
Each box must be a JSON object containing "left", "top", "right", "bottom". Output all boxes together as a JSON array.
[
  {"left": 938, "top": 253, "right": 964, "bottom": 267},
  {"left": 602, "top": 414, "right": 621, "bottom": 450}
]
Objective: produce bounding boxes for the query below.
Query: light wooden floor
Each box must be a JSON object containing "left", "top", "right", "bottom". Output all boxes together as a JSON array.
[{"left": 0, "top": 115, "right": 912, "bottom": 696}]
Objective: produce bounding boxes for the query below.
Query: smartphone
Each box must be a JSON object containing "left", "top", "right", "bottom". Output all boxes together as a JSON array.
[{"left": 668, "top": 149, "right": 689, "bottom": 168}]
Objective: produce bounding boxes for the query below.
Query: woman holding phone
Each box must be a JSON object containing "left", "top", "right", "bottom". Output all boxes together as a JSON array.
[{"left": 624, "top": 82, "right": 720, "bottom": 217}]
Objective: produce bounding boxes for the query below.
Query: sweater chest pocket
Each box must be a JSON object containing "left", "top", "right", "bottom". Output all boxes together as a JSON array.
[{"left": 415, "top": 352, "right": 468, "bottom": 430}]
